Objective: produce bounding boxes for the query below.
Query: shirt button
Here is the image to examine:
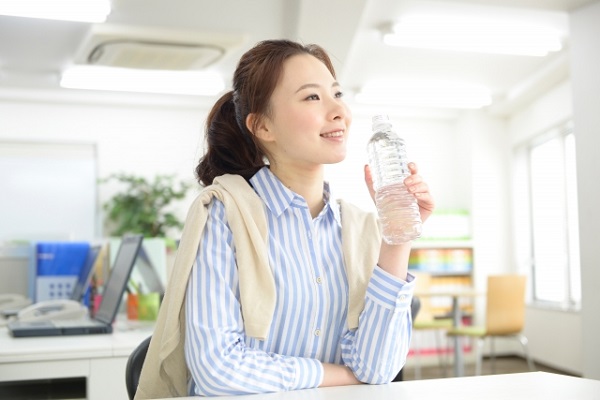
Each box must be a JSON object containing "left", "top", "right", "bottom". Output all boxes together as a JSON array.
[
  {"left": 314, "top": 329, "right": 321, "bottom": 337},
  {"left": 400, "top": 295, "right": 407, "bottom": 301},
  {"left": 316, "top": 277, "right": 323, "bottom": 284},
  {"left": 307, "top": 231, "right": 312, "bottom": 239}
]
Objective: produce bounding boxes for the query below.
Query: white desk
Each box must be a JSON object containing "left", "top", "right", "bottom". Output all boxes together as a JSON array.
[
  {"left": 415, "top": 288, "right": 481, "bottom": 377},
  {"left": 165, "top": 372, "right": 600, "bottom": 400},
  {"left": 0, "top": 317, "right": 154, "bottom": 400}
]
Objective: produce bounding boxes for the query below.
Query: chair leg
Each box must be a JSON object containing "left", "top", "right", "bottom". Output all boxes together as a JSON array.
[
  {"left": 434, "top": 329, "right": 448, "bottom": 377},
  {"left": 517, "top": 334, "right": 536, "bottom": 371},
  {"left": 490, "top": 337, "right": 496, "bottom": 374},
  {"left": 413, "top": 332, "right": 422, "bottom": 379},
  {"left": 475, "top": 338, "right": 484, "bottom": 376}
]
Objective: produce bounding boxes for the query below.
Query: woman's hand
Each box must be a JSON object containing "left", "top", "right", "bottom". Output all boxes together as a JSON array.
[
  {"left": 404, "top": 162, "right": 435, "bottom": 223},
  {"left": 364, "top": 164, "right": 377, "bottom": 202},
  {"left": 364, "top": 162, "right": 435, "bottom": 223}
]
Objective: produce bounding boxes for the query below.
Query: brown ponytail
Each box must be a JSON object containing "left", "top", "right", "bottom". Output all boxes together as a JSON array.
[
  {"left": 196, "top": 91, "right": 264, "bottom": 185},
  {"left": 196, "top": 39, "right": 336, "bottom": 186}
]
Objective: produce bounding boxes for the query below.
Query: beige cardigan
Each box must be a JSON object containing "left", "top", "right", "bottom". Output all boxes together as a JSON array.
[{"left": 135, "top": 174, "right": 380, "bottom": 399}]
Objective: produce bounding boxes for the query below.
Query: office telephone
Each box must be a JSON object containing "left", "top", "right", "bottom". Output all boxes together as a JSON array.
[
  {"left": 0, "top": 293, "right": 32, "bottom": 313},
  {"left": 0, "top": 294, "right": 33, "bottom": 325},
  {"left": 15, "top": 299, "right": 88, "bottom": 322}
]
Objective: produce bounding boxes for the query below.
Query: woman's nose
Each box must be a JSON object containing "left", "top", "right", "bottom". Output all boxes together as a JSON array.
[{"left": 328, "top": 98, "right": 347, "bottom": 121}]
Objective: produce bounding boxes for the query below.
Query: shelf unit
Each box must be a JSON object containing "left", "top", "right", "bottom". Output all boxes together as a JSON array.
[
  {"left": 410, "top": 239, "right": 474, "bottom": 319},
  {"left": 407, "top": 239, "right": 475, "bottom": 369}
]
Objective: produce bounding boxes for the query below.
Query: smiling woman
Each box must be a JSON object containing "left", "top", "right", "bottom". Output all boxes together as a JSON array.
[{"left": 134, "top": 39, "right": 435, "bottom": 399}]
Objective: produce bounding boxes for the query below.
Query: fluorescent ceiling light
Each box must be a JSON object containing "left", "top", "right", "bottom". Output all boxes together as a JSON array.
[
  {"left": 60, "top": 66, "right": 225, "bottom": 96},
  {"left": 383, "top": 15, "right": 562, "bottom": 57},
  {"left": 355, "top": 80, "right": 492, "bottom": 109},
  {"left": 0, "top": 0, "right": 111, "bottom": 23}
]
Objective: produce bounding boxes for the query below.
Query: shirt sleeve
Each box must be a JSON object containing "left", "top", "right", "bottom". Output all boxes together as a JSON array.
[
  {"left": 340, "top": 267, "right": 416, "bottom": 384},
  {"left": 184, "top": 199, "right": 323, "bottom": 396}
]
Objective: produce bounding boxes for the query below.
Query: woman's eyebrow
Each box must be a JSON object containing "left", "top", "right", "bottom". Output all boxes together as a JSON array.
[{"left": 295, "top": 81, "right": 341, "bottom": 93}]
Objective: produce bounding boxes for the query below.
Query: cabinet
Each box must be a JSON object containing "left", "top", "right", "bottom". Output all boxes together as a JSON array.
[
  {"left": 409, "top": 240, "right": 474, "bottom": 320},
  {"left": 407, "top": 240, "right": 475, "bottom": 369},
  {"left": 0, "top": 317, "right": 154, "bottom": 400}
]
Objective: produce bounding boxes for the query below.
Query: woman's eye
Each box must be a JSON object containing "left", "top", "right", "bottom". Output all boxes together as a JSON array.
[
  {"left": 335, "top": 91, "right": 344, "bottom": 98},
  {"left": 306, "top": 94, "right": 320, "bottom": 101}
]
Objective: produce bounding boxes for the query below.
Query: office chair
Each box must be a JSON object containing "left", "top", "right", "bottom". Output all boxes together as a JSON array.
[
  {"left": 125, "top": 335, "right": 152, "bottom": 400},
  {"left": 446, "top": 275, "right": 535, "bottom": 376}
]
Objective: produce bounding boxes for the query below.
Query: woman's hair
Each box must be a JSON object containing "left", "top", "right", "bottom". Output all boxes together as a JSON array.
[{"left": 195, "top": 39, "right": 336, "bottom": 186}]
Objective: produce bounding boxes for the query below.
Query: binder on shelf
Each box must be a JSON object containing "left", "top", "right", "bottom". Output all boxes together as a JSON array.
[
  {"left": 34, "top": 241, "right": 90, "bottom": 302},
  {"left": 444, "top": 248, "right": 473, "bottom": 273},
  {"left": 409, "top": 247, "right": 473, "bottom": 274}
]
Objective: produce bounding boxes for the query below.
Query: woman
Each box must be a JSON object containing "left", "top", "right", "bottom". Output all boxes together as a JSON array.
[{"left": 135, "top": 39, "right": 434, "bottom": 399}]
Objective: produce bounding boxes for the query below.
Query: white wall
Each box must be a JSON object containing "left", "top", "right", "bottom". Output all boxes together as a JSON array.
[
  {"left": 502, "top": 0, "right": 600, "bottom": 378},
  {"left": 0, "top": 141, "right": 98, "bottom": 241},
  {"left": 507, "top": 78, "right": 582, "bottom": 374},
  {"left": 508, "top": 80, "right": 573, "bottom": 146},
  {"left": 570, "top": 0, "right": 600, "bottom": 380},
  {"left": 457, "top": 112, "right": 510, "bottom": 327},
  {"left": 0, "top": 96, "right": 208, "bottom": 240}
]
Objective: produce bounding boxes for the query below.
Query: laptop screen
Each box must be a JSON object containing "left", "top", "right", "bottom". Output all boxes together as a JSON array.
[
  {"left": 95, "top": 235, "right": 143, "bottom": 324},
  {"left": 70, "top": 245, "right": 101, "bottom": 302}
]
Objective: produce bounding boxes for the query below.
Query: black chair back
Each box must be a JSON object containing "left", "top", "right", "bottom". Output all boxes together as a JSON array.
[{"left": 125, "top": 335, "right": 152, "bottom": 400}]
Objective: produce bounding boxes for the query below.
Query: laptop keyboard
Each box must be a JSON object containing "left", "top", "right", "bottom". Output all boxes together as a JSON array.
[{"left": 53, "top": 319, "right": 101, "bottom": 327}]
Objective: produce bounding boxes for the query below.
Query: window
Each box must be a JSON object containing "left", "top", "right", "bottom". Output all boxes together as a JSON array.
[{"left": 513, "top": 123, "right": 580, "bottom": 309}]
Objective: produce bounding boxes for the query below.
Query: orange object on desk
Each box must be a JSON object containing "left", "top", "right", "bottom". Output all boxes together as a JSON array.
[{"left": 127, "top": 293, "right": 139, "bottom": 320}]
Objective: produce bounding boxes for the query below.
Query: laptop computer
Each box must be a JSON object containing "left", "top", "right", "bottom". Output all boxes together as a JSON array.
[
  {"left": 69, "top": 244, "right": 101, "bottom": 303},
  {"left": 135, "top": 244, "right": 165, "bottom": 294},
  {"left": 8, "top": 235, "right": 143, "bottom": 337}
]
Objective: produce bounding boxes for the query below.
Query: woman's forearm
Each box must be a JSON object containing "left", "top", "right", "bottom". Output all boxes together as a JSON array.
[
  {"left": 319, "top": 363, "right": 362, "bottom": 387},
  {"left": 377, "top": 241, "right": 411, "bottom": 280}
]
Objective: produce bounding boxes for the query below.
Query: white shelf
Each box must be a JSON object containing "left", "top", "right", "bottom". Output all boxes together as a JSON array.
[{"left": 412, "top": 239, "right": 473, "bottom": 249}]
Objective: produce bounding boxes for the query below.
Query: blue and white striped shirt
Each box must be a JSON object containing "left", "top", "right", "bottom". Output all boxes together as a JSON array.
[{"left": 185, "top": 167, "right": 415, "bottom": 396}]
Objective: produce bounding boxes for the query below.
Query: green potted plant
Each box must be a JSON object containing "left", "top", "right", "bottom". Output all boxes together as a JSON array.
[
  {"left": 100, "top": 173, "right": 192, "bottom": 318},
  {"left": 100, "top": 172, "right": 191, "bottom": 239}
]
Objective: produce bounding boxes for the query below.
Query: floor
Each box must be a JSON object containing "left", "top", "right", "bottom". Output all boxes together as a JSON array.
[{"left": 401, "top": 355, "right": 576, "bottom": 381}]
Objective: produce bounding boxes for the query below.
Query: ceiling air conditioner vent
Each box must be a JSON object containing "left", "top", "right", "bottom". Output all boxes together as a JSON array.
[
  {"left": 87, "top": 40, "right": 224, "bottom": 71},
  {"left": 71, "top": 24, "right": 246, "bottom": 71}
]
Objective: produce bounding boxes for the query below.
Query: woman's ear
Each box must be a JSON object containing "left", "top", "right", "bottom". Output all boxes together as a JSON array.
[{"left": 246, "top": 113, "right": 274, "bottom": 142}]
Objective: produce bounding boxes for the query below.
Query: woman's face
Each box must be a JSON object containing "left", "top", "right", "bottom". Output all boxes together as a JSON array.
[{"left": 256, "top": 54, "right": 352, "bottom": 172}]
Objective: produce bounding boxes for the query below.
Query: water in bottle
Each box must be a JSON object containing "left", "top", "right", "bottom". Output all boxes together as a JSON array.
[{"left": 367, "top": 114, "right": 422, "bottom": 244}]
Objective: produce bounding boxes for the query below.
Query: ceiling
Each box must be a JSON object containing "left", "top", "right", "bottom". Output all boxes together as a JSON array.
[{"left": 0, "top": 0, "right": 596, "bottom": 117}]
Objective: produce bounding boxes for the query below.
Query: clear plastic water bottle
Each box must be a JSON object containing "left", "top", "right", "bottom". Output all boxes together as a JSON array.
[{"left": 367, "top": 114, "right": 422, "bottom": 244}]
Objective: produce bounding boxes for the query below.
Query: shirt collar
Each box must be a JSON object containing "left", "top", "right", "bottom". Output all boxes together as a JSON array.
[
  {"left": 323, "top": 181, "right": 342, "bottom": 226},
  {"left": 249, "top": 167, "right": 340, "bottom": 225}
]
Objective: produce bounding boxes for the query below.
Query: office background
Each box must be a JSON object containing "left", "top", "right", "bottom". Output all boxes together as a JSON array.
[{"left": 0, "top": 0, "right": 599, "bottom": 380}]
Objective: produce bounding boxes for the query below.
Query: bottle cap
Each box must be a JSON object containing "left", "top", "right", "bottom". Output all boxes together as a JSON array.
[{"left": 372, "top": 114, "right": 391, "bottom": 130}]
